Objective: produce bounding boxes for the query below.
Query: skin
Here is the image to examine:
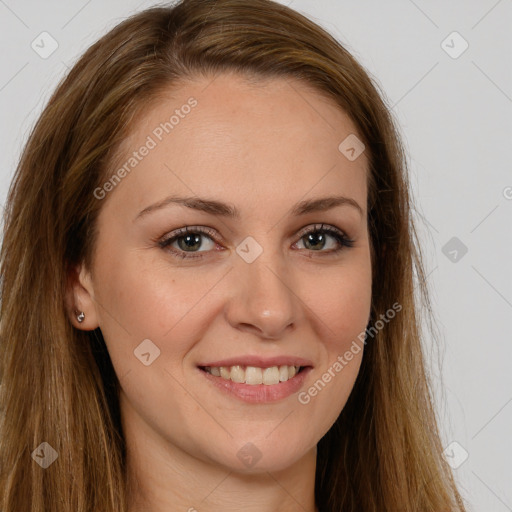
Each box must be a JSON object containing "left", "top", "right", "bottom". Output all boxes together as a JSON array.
[{"left": 67, "top": 72, "right": 372, "bottom": 512}]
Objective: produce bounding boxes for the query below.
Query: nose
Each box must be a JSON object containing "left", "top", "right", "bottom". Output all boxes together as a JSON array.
[{"left": 224, "top": 249, "right": 298, "bottom": 340}]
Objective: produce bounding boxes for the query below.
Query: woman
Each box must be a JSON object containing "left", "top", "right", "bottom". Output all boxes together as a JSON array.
[{"left": 0, "top": 0, "right": 467, "bottom": 510}]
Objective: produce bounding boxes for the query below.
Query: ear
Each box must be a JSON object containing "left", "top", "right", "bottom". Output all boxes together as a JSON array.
[{"left": 64, "top": 263, "right": 100, "bottom": 331}]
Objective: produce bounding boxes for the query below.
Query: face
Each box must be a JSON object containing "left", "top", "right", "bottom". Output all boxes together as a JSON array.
[{"left": 71, "top": 72, "right": 372, "bottom": 474}]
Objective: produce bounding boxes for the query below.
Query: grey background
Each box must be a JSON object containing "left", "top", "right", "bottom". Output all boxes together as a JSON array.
[{"left": 0, "top": 1, "right": 511, "bottom": 510}]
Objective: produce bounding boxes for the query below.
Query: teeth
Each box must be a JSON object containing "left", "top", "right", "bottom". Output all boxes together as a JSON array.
[
  {"left": 245, "top": 366, "right": 263, "bottom": 385},
  {"left": 262, "top": 366, "right": 280, "bottom": 385},
  {"left": 204, "top": 365, "right": 301, "bottom": 385},
  {"left": 230, "top": 365, "right": 245, "bottom": 383}
]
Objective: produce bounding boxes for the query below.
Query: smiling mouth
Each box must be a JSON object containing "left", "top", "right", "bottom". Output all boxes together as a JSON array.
[{"left": 199, "top": 365, "right": 306, "bottom": 385}]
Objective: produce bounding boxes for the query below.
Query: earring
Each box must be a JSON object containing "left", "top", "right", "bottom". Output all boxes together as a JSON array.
[{"left": 75, "top": 311, "right": 85, "bottom": 323}]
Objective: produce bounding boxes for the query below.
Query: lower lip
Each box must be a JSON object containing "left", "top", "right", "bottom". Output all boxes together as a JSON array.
[{"left": 199, "top": 367, "right": 312, "bottom": 403}]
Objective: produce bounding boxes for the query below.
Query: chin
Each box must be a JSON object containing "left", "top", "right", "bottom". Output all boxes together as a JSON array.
[{"left": 203, "top": 434, "right": 316, "bottom": 475}]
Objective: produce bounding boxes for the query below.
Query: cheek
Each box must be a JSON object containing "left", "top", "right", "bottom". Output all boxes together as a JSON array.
[
  {"left": 92, "top": 245, "right": 226, "bottom": 364},
  {"left": 295, "top": 253, "right": 371, "bottom": 415},
  {"left": 309, "top": 256, "right": 372, "bottom": 348}
]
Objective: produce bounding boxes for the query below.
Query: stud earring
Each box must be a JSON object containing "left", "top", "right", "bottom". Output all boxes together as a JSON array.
[{"left": 75, "top": 311, "right": 85, "bottom": 323}]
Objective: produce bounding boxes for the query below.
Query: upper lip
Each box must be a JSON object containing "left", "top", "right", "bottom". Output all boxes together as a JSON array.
[{"left": 198, "top": 355, "right": 314, "bottom": 368}]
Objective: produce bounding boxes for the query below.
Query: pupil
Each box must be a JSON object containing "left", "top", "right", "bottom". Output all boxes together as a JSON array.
[
  {"left": 176, "top": 232, "right": 327, "bottom": 252},
  {"left": 179, "top": 234, "right": 201, "bottom": 251},
  {"left": 306, "top": 233, "right": 324, "bottom": 250}
]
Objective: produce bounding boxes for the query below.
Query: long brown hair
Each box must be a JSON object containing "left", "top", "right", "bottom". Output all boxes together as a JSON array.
[{"left": 0, "top": 0, "right": 467, "bottom": 510}]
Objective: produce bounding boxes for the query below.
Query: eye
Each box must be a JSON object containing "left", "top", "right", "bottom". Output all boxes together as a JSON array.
[
  {"left": 294, "top": 223, "right": 354, "bottom": 255},
  {"left": 158, "top": 223, "right": 354, "bottom": 260},
  {"left": 158, "top": 226, "right": 218, "bottom": 259}
]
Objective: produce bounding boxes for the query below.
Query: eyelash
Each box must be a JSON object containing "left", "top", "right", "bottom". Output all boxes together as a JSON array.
[{"left": 157, "top": 224, "right": 354, "bottom": 260}]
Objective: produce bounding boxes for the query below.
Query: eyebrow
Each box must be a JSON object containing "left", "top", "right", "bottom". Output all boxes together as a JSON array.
[{"left": 135, "top": 194, "right": 364, "bottom": 221}]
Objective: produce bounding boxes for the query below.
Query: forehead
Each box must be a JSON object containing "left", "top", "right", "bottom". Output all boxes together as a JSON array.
[{"left": 103, "top": 72, "right": 368, "bottom": 218}]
